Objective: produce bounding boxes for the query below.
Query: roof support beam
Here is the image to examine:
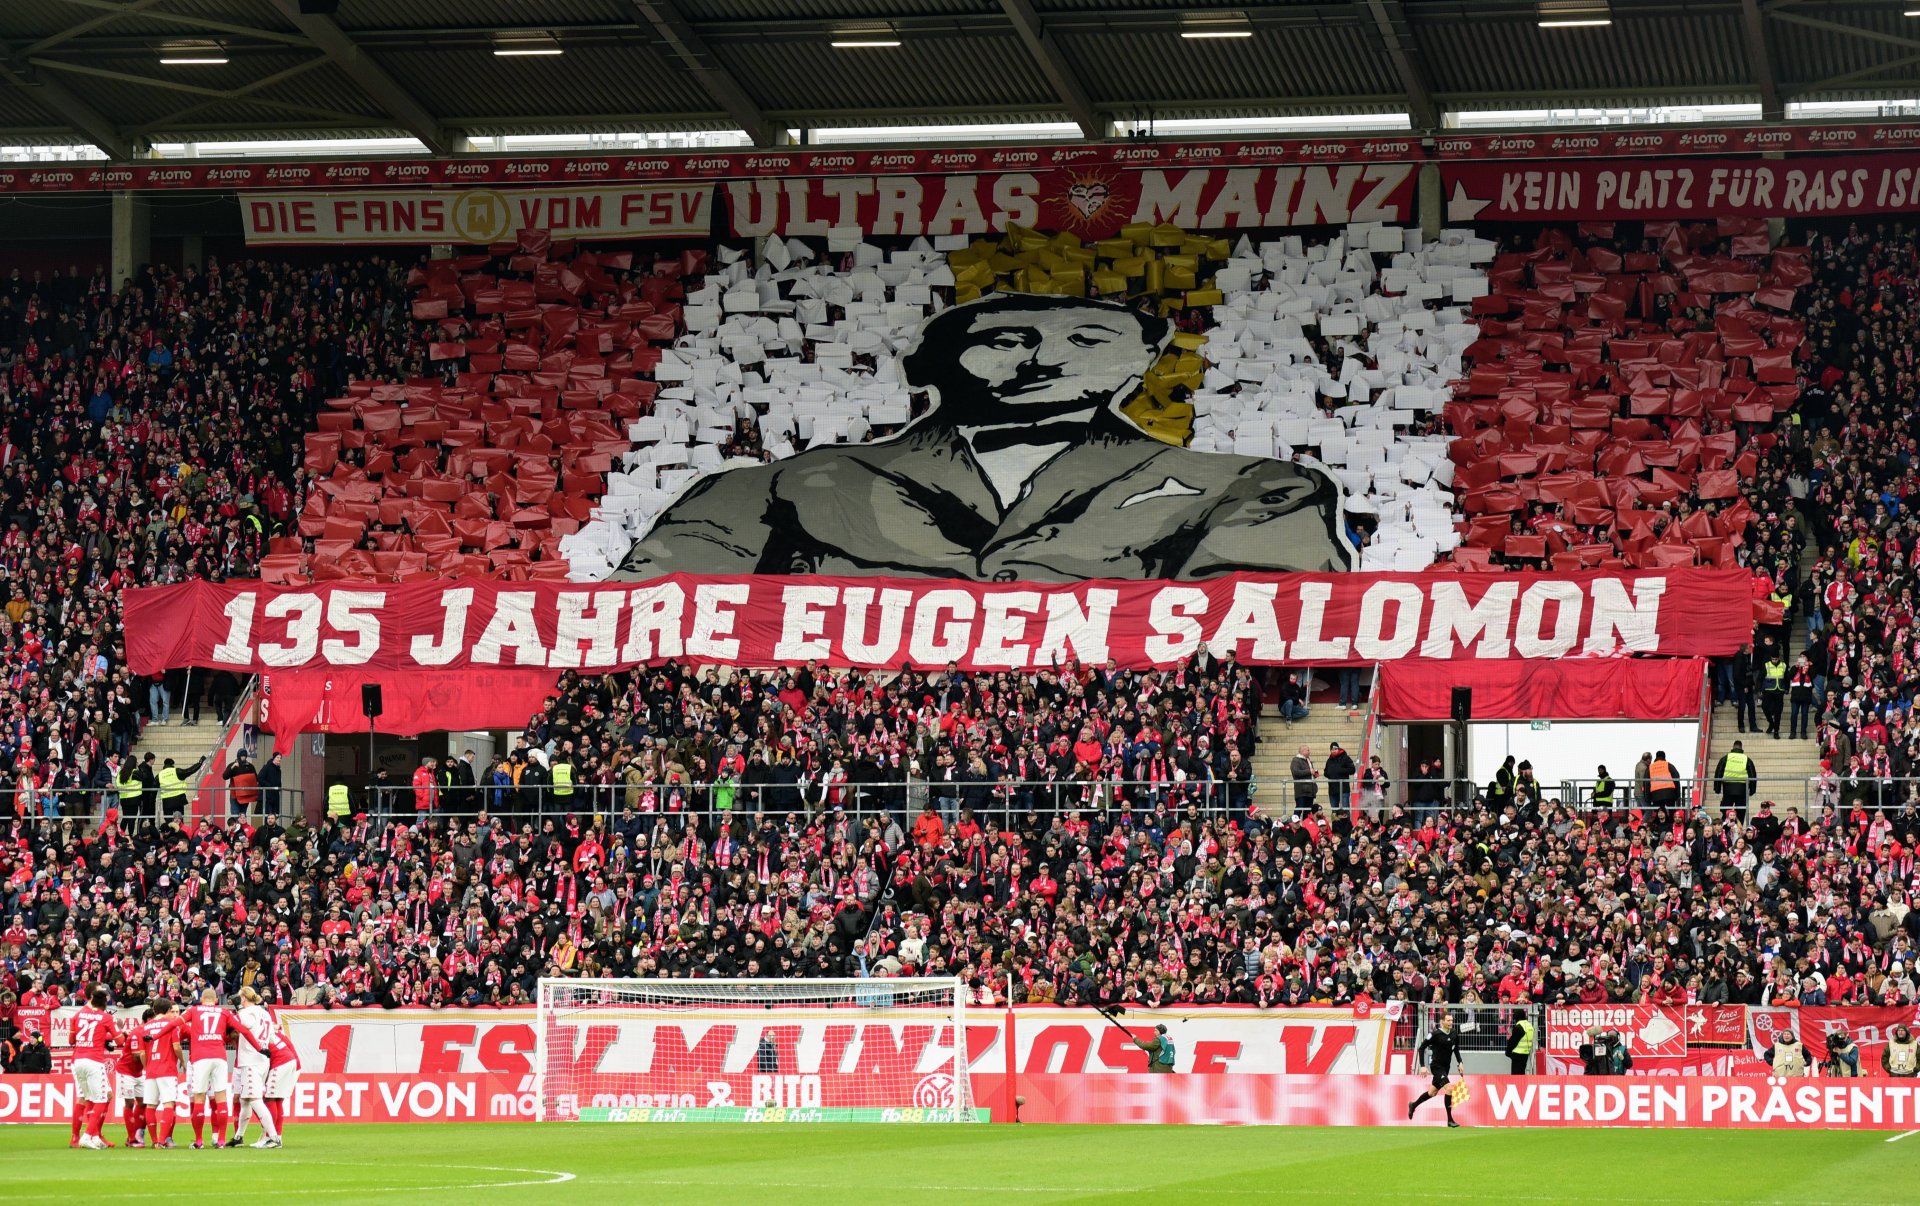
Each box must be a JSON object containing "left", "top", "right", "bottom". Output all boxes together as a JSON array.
[
  {"left": 626, "top": 0, "right": 775, "bottom": 146},
  {"left": 1768, "top": 8, "right": 1920, "bottom": 56},
  {"left": 996, "top": 0, "right": 1105, "bottom": 139},
  {"left": 25, "top": 0, "right": 167, "bottom": 56},
  {"left": 1738, "top": 0, "right": 1782, "bottom": 120},
  {"left": 135, "top": 56, "right": 333, "bottom": 134},
  {"left": 265, "top": 0, "right": 452, "bottom": 153},
  {"left": 53, "top": 0, "right": 315, "bottom": 47},
  {"left": 0, "top": 55, "right": 135, "bottom": 158},
  {"left": 1359, "top": 0, "right": 1438, "bottom": 131}
]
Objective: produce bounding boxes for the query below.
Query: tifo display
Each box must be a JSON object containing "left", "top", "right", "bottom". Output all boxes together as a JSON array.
[{"left": 2, "top": 137, "right": 1917, "bottom": 1196}]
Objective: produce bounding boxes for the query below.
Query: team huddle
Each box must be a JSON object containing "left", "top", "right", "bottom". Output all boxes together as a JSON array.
[{"left": 66, "top": 985, "right": 301, "bottom": 1151}]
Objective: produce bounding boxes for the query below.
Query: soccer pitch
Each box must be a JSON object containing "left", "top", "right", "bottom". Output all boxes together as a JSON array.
[{"left": 1, "top": 1123, "right": 1914, "bottom": 1204}]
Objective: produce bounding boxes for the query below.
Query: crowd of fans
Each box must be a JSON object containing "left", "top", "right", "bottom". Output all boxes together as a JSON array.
[
  {"left": 0, "top": 255, "right": 414, "bottom": 822},
  {"left": 6, "top": 722, "right": 1920, "bottom": 1016},
  {"left": 6, "top": 219, "right": 1920, "bottom": 1042},
  {"left": 1764, "top": 221, "right": 1920, "bottom": 811}
]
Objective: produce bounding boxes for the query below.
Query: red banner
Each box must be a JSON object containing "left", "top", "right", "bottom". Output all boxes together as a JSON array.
[
  {"left": 723, "top": 165, "right": 1415, "bottom": 239},
  {"left": 257, "top": 668, "right": 560, "bottom": 740},
  {"left": 1686, "top": 1004, "right": 1751, "bottom": 1048},
  {"left": 1376, "top": 657, "right": 1705, "bottom": 722},
  {"left": 1755, "top": 1005, "right": 1920, "bottom": 1066},
  {"left": 124, "top": 569, "right": 1754, "bottom": 675},
  {"left": 9, "top": 1071, "right": 1918, "bottom": 1128},
  {"left": 1546, "top": 1005, "right": 1688, "bottom": 1060},
  {"left": 0, "top": 1074, "right": 532, "bottom": 1125},
  {"left": 242, "top": 186, "right": 713, "bottom": 246},
  {"left": 992, "top": 1073, "right": 1920, "bottom": 1129},
  {"left": 1442, "top": 154, "right": 1920, "bottom": 221}
]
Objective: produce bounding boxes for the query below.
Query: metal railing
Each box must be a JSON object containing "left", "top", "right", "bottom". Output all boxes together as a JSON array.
[
  {"left": 1416, "top": 1002, "right": 1546, "bottom": 1075},
  {"left": 7, "top": 785, "right": 304, "bottom": 825},
  {"left": 332, "top": 776, "right": 1264, "bottom": 830}
]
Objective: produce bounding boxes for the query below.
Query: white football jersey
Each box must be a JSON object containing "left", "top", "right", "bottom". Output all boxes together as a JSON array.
[{"left": 235, "top": 1004, "right": 274, "bottom": 1070}]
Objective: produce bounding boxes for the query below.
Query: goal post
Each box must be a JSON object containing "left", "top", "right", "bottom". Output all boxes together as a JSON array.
[{"left": 534, "top": 977, "right": 979, "bottom": 1123}]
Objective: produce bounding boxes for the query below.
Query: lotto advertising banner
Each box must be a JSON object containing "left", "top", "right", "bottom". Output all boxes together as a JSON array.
[
  {"left": 124, "top": 569, "right": 1752, "bottom": 676},
  {"left": 1442, "top": 154, "right": 1920, "bottom": 222},
  {"left": 722, "top": 164, "right": 1415, "bottom": 239},
  {"left": 241, "top": 185, "right": 714, "bottom": 246},
  {"left": 1002, "top": 1074, "right": 1920, "bottom": 1130},
  {"left": 277, "top": 1007, "right": 1390, "bottom": 1078},
  {"left": 11, "top": 122, "right": 1920, "bottom": 195}
]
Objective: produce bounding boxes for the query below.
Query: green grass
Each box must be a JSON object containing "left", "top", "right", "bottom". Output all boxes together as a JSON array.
[{"left": 2, "top": 1123, "right": 1917, "bottom": 1204}]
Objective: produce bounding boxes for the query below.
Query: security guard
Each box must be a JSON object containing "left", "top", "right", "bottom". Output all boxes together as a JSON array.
[
  {"left": 1646, "top": 751, "right": 1679, "bottom": 811},
  {"left": 1761, "top": 654, "right": 1788, "bottom": 738},
  {"left": 1590, "top": 765, "right": 1614, "bottom": 811},
  {"left": 549, "top": 744, "right": 576, "bottom": 815},
  {"left": 1505, "top": 1004, "right": 1536, "bottom": 1075},
  {"left": 327, "top": 781, "right": 353, "bottom": 820},
  {"left": 116, "top": 757, "right": 144, "bottom": 820},
  {"left": 156, "top": 755, "right": 204, "bottom": 820},
  {"left": 1714, "top": 740, "right": 1756, "bottom": 813}
]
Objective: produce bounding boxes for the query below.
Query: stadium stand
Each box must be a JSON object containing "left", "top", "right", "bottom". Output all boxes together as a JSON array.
[{"left": 13, "top": 218, "right": 1920, "bottom": 1028}]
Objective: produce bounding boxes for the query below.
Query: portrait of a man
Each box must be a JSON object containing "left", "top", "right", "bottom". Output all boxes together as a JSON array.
[{"left": 613, "top": 293, "right": 1350, "bottom": 581}]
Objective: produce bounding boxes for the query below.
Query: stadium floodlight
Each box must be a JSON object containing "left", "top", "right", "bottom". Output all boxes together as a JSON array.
[
  {"left": 535, "top": 977, "right": 978, "bottom": 1123},
  {"left": 1537, "top": 0, "right": 1612, "bottom": 27}
]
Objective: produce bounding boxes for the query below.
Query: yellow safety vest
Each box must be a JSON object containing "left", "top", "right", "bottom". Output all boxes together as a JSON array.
[
  {"left": 1764, "top": 660, "right": 1787, "bottom": 691},
  {"left": 551, "top": 762, "right": 574, "bottom": 796},
  {"left": 118, "top": 774, "right": 142, "bottom": 802},
  {"left": 1513, "top": 1019, "right": 1535, "bottom": 1055},
  {"left": 327, "top": 783, "right": 351, "bottom": 816},
  {"left": 1592, "top": 776, "right": 1614, "bottom": 805},
  {"left": 157, "top": 767, "right": 183, "bottom": 795},
  {"left": 1723, "top": 751, "right": 1749, "bottom": 780}
]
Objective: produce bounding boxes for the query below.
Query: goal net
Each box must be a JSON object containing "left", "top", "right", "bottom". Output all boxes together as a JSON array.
[{"left": 535, "top": 977, "right": 978, "bottom": 1123}]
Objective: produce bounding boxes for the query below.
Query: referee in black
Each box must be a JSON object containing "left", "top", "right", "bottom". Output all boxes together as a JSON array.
[{"left": 1408, "top": 1012, "right": 1463, "bottom": 1127}]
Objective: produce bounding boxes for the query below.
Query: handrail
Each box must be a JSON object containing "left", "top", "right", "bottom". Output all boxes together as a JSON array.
[
  {"left": 1354, "top": 661, "right": 1383, "bottom": 822},
  {"left": 195, "top": 674, "right": 258, "bottom": 822},
  {"left": 1690, "top": 659, "right": 1714, "bottom": 812}
]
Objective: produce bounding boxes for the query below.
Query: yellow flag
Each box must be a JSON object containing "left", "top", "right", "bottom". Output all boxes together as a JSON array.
[{"left": 1446, "top": 1079, "right": 1471, "bottom": 1107}]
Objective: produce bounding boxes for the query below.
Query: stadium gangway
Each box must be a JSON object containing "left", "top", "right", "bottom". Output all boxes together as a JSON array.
[
  {"left": 24, "top": 785, "right": 306, "bottom": 828},
  {"left": 342, "top": 777, "right": 1268, "bottom": 830},
  {"left": 1555, "top": 775, "right": 1917, "bottom": 818}
]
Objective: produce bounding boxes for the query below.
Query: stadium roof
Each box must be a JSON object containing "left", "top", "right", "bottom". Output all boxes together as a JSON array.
[{"left": 4, "top": 0, "right": 1920, "bottom": 156}]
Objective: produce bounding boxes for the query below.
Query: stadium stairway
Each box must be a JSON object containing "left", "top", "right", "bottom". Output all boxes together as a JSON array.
[
  {"left": 128, "top": 717, "right": 227, "bottom": 791},
  {"left": 1252, "top": 706, "right": 1369, "bottom": 806},
  {"left": 1704, "top": 707, "right": 1823, "bottom": 815}
]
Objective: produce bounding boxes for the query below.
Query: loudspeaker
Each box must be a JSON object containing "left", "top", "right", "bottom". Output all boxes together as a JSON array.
[
  {"left": 299, "top": 0, "right": 341, "bottom": 13},
  {"left": 361, "top": 683, "right": 383, "bottom": 719},
  {"left": 1450, "top": 686, "right": 1472, "bottom": 723}
]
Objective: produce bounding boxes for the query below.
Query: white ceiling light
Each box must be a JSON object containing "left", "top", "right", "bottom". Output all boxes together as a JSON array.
[
  {"left": 831, "top": 26, "right": 900, "bottom": 48},
  {"left": 493, "top": 33, "right": 563, "bottom": 56},
  {"left": 159, "top": 40, "right": 227, "bottom": 65},
  {"left": 1181, "top": 12, "right": 1253, "bottom": 38},
  {"left": 1537, "top": 1, "right": 1612, "bottom": 27}
]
